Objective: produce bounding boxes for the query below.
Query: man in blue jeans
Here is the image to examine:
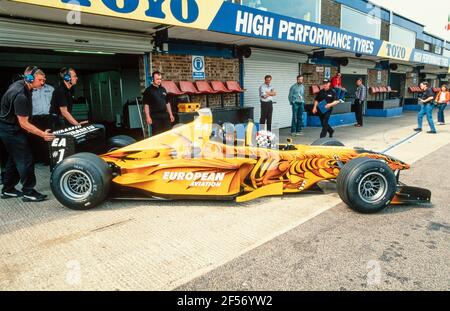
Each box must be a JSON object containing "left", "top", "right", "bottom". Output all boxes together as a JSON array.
[
  {"left": 288, "top": 75, "right": 305, "bottom": 136},
  {"left": 414, "top": 82, "right": 436, "bottom": 134}
]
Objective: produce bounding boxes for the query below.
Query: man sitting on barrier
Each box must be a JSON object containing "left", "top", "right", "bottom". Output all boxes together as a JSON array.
[{"left": 331, "top": 72, "right": 347, "bottom": 103}]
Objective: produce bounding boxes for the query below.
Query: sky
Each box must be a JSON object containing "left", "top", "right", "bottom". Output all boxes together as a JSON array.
[{"left": 370, "top": 0, "right": 450, "bottom": 41}]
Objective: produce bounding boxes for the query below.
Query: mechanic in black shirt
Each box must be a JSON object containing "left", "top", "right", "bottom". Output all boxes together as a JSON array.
[
  {"left": 414, "top": 81, "right": 436, "bottom": 134},
  {"left": 0, "top": 66, "right": 55, "bottom": 202},
  {"left": 49, "top": 67, "right": 88, "bottom": 130},
  {"left": 142, "top": 71, "right": 175, "bottom": 136},
  {"left": 312, "top": 79, "right": 341, "bottom": 138}
]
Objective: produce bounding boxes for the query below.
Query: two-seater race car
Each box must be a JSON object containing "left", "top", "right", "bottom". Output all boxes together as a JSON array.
[{"left": 50, "top": 109, "right": 431, "bottom": 213}]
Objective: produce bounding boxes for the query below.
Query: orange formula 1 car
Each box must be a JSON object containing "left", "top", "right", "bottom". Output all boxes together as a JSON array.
[{"left": 50, "top": 109, "right": 431, "bottom": 213}]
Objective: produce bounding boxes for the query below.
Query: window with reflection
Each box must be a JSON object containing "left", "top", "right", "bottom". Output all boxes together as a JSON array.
[
  {"left": 443, "top": 49, "right": 450, "bottom": 58},
  {"left": 240, "top": 0, "right": 321, "bottom": 23},
  {"left": 341, "top": 5, "right": 381, "bottom": 39},
  {"left": 390, "top": 24, "right": 416, "bottom": 49}
]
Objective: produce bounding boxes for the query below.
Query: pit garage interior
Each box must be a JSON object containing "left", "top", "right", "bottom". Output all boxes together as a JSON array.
[{"left": 0, "top": 17, "right": 155, "bottom": 140}]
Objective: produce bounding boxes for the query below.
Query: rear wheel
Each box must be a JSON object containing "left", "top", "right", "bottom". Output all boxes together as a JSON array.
[
  {"left": 311, "top": 138, "right": 345, "bottom": 146},
  {"left": 51, "top": 153, "right": 112, "bottom": 210},
  {"left": 337, "top": 157, "right": 397, "bottom": 214},
  {"left": 106, "top": 135, "right": 136, "bottom": 152}
]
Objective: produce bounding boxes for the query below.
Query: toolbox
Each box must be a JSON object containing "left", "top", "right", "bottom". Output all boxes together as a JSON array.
[{"left": 178, "top": 103, "right": 201, "bottom": 113}]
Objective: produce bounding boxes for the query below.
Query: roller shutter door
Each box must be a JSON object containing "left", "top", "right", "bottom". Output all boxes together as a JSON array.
[
  {"left": 340, "top": 58, "right": 375, "bottom": 75},
  {"left": 243, "top": 48, "right": 307, "bottom": 129},
  {"left": 390, "top": 64, "right": 413, "bottom": 74},
  {"left": 424, "top": 74, "right": 438, "bottom": 80},
  {"left": 0, "top": 17, "right": 152, "bottom": 54}
]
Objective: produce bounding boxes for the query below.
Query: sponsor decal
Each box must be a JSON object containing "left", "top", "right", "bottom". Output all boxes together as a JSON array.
[
  {"left": 162, "top": 171, "right": 225, "bottom": 187},
  {"left": 53, "top": 125, "right": 97, "bottom": 137},
  {"left": 51, "top": 137, "right": 67, "bottom": 147}
]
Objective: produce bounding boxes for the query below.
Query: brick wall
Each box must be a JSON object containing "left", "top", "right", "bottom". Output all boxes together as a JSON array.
[
  {"left": 367, "top": 69, "right": 389, "bottom": 100},
  {"left": 321, "top": 0, "right": 341, "bottom": 28},
  {"left": 405, "top": 72, "right": 419, "bottom": 98},
  {"left": 301, "top": 63, "right": 339, "bottom": 104},
  {"left": 151, "top": 53, "right": 240, "bottom": 108}
]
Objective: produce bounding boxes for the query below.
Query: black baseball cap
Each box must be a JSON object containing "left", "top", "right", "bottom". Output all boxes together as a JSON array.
[{"left": 323, "top": 79, "right": 330, "bottom": 83}]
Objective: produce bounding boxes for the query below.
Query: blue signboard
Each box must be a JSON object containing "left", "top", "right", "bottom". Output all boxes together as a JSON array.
[
  {"left": 192, "top": 55, "right": 206, "bottom": 80},
  {"left": 209, "top": 2, "right": 383, "bottom": 56}
]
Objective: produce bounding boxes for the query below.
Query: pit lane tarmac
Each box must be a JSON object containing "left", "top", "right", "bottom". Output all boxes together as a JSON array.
[{"left": 0, "top": 111, "right": 448, "bottom": 290}]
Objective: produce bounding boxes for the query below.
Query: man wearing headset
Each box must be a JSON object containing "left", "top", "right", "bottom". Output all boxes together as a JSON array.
[
  {"left": 49, "top": 67, "right": 88, "bottom": 130},
  {"left": 0, "top": 66, "right": 55, "bottom": 202}
]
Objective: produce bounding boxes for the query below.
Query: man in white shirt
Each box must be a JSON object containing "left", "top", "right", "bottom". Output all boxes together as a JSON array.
[
  {"left": 32, "top": 82, "right": 54, "bottom": 116},
  {"left": 259, "top": 75, "right": 277, "bottom": 131},
  {"left": 30, "top": 79, "right": 54, "bottom": 164}
]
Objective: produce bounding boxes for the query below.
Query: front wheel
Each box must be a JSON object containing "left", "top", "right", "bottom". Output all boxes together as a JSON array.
[
  {"left": 337, "top": 157, "right": 397, "bottom": 214},
  {"left": 50, "top": 153, "right": 112, "bottom": 210}
]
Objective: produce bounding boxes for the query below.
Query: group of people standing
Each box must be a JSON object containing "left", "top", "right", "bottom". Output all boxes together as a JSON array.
[
  {"left": 0, "top": 66, "right": 85, "bottom": 202},
  {"left": 414, "top": 82, "right": 450, "bottom": 134},
  {"left": 259, "top": 72, "right": 366, "bottom": 138},
  {"left": 260, "top": 72, "right": 450, "bottom": 139}
]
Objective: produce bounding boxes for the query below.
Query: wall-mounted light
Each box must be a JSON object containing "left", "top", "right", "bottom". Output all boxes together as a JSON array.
[{"left": 312, "top": 50, "right": 325, "bottom": 59}]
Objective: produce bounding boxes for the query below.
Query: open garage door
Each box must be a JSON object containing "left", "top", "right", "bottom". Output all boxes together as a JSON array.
[
  {"left": 340, "top": 58, "right": 375, "bottom": 75},
  {"left": 390, "top": 64, "right": 413, "bottom": 74},
  {"left": 243, "top": 48, "right": 307, "bottom": 129},
  {"left": 0, "top": 17, "right": 149, "bottom": 124},
  {"left": 0, "top": 17, "right": 152, "bottom": 54}
]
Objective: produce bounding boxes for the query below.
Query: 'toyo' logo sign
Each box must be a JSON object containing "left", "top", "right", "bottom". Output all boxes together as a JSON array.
[
  {"left": 385, "top": 42, "right": 407, "bottom": 60},
  {"left": 62, "top": 0, "right": 200, "bottom": 23}
]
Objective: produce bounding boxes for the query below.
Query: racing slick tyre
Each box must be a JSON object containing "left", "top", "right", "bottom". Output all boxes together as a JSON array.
[
  {"left": 106, "top": 135, "right": 136, "bottom": 152},
  {"left": 50, "top": 153, "right": 112, "bottom": 210},
  {"left": 311, "top": 138, "right": 345, "bottom": 146},
  {"left": 337, "top": 157, "right": 397, "bottom": 214}
]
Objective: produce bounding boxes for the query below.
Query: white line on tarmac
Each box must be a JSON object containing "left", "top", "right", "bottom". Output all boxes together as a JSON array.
[
  {"left": 381, "top": 131, "right": 421, "bottom": 154},
  {"left": 170, "top": 125, "right": 450, "bottom": 290}
]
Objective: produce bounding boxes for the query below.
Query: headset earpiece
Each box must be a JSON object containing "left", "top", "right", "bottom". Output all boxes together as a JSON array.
[
  {"left": 64, "top": 72, "right": 72, "bottom": 83},
  {"left": 24, "top": 74, "right": 34, "bottom": 83},
  {"left": 61, "top": 67, "right": 72, "bottom": 84},
  {"left": 24, "top": 66, "right": 39, "bottom": 84}
]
